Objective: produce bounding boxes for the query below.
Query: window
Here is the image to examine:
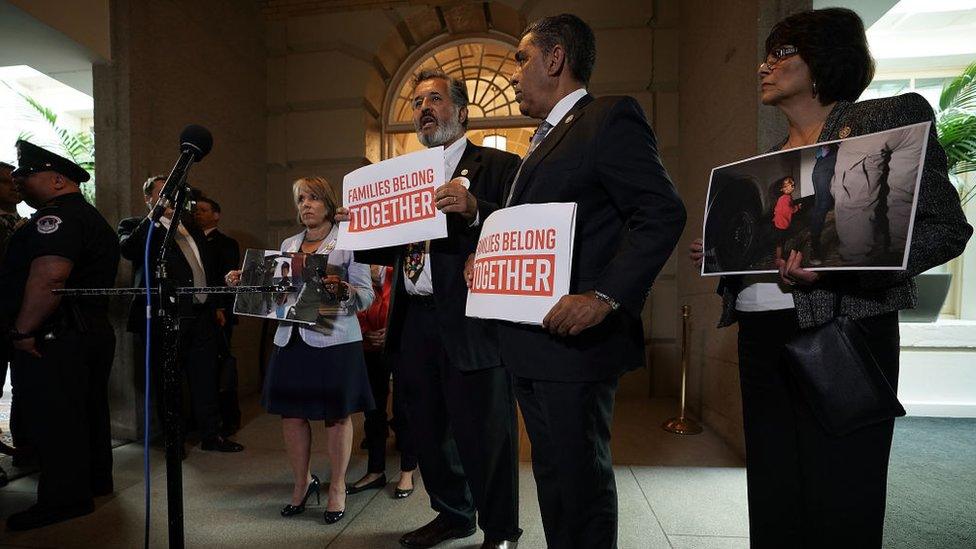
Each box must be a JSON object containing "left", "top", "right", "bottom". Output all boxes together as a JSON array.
[{"left": 860, "top": 0, "right": 976, "bottom": 320}]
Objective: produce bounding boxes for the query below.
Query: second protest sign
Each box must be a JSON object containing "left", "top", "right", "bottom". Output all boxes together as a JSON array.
[{"left": 466, "top": 202, "right": 577, "bottom": 325}]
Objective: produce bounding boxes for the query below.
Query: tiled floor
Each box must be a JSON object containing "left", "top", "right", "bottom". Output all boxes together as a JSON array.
[{"left": 0, "top": 397, "right": 749, "bottom": 548}]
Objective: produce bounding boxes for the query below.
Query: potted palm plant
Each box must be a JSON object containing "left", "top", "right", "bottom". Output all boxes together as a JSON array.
[{"left": 903, "top": 61, "right": 976, "bottom": 322}]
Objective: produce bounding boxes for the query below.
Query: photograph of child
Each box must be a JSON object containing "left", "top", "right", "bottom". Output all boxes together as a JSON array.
[{"left": 701, "top": 122, "right": 929, "bottom": 275}]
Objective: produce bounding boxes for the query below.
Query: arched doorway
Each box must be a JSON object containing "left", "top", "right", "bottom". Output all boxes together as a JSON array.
[{"left": 382, "top": 38, "right": 535, "bottom": 160}]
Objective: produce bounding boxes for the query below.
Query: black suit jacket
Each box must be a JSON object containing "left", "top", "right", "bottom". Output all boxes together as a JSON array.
[
  {"left": 118, "top": 214, "right": 220, "bottom": 333},
  {"left": 203, "top": 228, "right": 242, "bottom": 316},
  {"left": 356, "top": 140, "right": 520, "bottom": 372},
  {"left": 500, "top": 94, "right": 686, "bottom": 382}
]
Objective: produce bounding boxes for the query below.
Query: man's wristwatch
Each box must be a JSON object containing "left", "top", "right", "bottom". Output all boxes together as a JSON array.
[
  {"left": 593, "top": 291, "right": 620, "bottom": 311},
  {"left": 8, "top": 329, "right": 34, "bottom": 341}
]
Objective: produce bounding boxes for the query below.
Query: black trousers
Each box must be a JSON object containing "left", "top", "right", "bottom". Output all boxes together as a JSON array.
[
  {"left": 513, "top": 375, "right": 619, "bottom": 549},
  {"left": 363, "top": 350, "right": 417, "bottom": 474},
  {"left": 139, "top": 307, "right": 221, "bottom": 442},
  {"left": 737, "top": 309, "right": 899, "bottom": 549},
  {"left": 217, "top": 323, "right": 241, "bottom": 432},
  {"left": 12, "top": 317, "right": 114, "bottom": 509},
  {"left": 397, "top": 299, "right": 521, "bottom": 542},
  {"left": 1, "top": 340, "right": 30, "bottom": 450}
]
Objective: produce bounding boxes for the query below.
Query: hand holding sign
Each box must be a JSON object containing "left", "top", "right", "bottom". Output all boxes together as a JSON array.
[
  {"left": 435, "top": 177, "right": 478, "bottom": 220},
  {"left": 543, "top": 291, "right": 612, "bottom": 336}
]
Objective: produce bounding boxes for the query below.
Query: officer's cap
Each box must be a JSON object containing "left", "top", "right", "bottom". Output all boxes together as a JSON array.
[{"left": 11, "top": 140, "right": 90, "bottom": 183}]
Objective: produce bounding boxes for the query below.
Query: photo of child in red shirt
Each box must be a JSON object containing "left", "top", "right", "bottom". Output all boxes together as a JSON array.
[{"left": 772, "top": 175, "right": 801, "bottom": 258}]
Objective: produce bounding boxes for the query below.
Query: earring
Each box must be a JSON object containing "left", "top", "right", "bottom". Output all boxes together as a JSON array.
[{"left": 812, "top": 81, "right": 818, "bottom": 97}]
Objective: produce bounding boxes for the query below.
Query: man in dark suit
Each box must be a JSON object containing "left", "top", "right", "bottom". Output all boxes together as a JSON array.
[
  {"left": 339, "top": 70, "right": 522, "bottom": 549},
  {"left": 118, "top": 175, "right": 244, "bottom": 454},
  {"left": 501, "top": 14, "right": 686, "bottom": 548},
  {"left": 193, "top": 195, "right": 242, "bottom": 435}
]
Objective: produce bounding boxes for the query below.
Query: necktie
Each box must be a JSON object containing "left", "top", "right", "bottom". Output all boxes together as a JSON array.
[
  {"left": 505, "top": 120, "right": 554, "bottom": 206},
  {"left": 403, "top": 241, "right": 425, "bottom": 284},
  {"left": 174, "top": 227, "right": 208, "bottom": 304}
]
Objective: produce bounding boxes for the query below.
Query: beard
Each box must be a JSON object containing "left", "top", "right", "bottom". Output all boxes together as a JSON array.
[{"left": 416, "top": 108, "right": 465, "bottom": 148}]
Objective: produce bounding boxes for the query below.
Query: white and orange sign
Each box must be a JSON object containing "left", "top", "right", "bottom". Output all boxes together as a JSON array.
[
  {"left": 336, "top": 147, "right": 447, "bottom": 250},
  {"left": 466, "top": 202, "right": 577, "bottom": 325}
]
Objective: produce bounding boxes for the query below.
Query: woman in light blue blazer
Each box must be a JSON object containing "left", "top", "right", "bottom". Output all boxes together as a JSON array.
[{"left": 227, "top": 176, "right": 374, "bottom": 524}]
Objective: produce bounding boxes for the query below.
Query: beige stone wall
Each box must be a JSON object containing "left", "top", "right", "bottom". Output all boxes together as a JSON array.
[
  {"left": 94, "top": 0, "right": 267, "bottom": 437},
  {"left": 675, "top": 0, "right": 811, "bottom": 456},
  {"left": 267, "top": 0, "right": 681, "bottom": 398}
]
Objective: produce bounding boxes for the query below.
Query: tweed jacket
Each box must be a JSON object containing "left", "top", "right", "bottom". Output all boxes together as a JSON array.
[{"left": 718, "top": 92, "right": 973, "bottom": 329}]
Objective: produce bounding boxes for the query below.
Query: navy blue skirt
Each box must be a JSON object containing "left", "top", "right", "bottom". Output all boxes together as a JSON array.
[{"left": 261, "top": 337, "right": 375, "bottom": 421}]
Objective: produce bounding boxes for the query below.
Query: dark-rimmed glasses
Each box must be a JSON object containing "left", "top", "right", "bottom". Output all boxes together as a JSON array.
[{"left": 761, "top": 45, "right": 798, "bottom": 71}]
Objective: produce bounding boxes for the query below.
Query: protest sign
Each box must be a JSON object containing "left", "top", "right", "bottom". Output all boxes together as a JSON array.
[
  {"left": 336, "top": 146, "right": 447, "bottom": 250},
  {"left": 466, "top": 202, "right": 577, "bottom": 324}
]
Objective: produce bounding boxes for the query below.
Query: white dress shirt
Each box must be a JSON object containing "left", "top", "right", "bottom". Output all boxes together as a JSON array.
[
  {"left": 158, "top": 215, "right": 204, "bottom": 277},
  {"left": 541, "top": 88, "right": 588, "bottom": 139},
  {"left": 404, "top": 135, "right": 468, "bottom": 296}
]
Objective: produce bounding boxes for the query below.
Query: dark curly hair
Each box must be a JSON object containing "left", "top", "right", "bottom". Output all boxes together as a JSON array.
[{"left": 765, "top": 8, "right": 875, "bottom": 106}]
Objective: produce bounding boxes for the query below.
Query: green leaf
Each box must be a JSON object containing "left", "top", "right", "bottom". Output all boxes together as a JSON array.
[{"left": 940, "top": 61, "right": 976, "bottom": 112}]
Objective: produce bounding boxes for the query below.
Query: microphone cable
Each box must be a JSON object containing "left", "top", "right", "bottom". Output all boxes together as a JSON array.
[{"left": 143, "top": 221, "right": 156, "bottom": 549}]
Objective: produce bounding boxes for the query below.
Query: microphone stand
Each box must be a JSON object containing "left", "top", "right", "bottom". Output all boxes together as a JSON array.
[{"left": 155, "top": 180, "right": 191, "bottom": 549}]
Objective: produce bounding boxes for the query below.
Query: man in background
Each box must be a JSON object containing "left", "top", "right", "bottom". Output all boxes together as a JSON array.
[
  {"left": 0, "top": 161, "right": 22, "bottom": 486},
  {"left": 118, "top": 176, "right": 243, "bottom": 455},
  {"left": 2, "top": 141, "right": 118, "bottom": 530},
  {"left": 193, "top": 194, "right": 242, "bottom": 436}
]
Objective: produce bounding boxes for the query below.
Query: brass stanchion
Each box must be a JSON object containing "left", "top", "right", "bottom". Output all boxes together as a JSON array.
[{"left": 663, "top": 305, "right": 703, "bottom": 435}]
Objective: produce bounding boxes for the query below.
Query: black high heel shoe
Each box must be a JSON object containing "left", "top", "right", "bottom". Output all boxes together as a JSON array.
[
  {"left": 280, "top": 474, "right": 320, "bottom": 517},
  {"left": 323, "top": 509, "right": 345, "bottom": 524}
]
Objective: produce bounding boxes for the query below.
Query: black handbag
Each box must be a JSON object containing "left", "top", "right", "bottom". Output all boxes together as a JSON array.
[{"left": 784, "top": 297, "right": 905, "bottom": 436}]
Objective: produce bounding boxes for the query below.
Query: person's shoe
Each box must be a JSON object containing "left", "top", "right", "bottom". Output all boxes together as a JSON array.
[
  {"left": 346, "top": 473, "right": 386, "bottom": 494},
  {"left": 6, "top": 502, "right": 95, "bottom": 531},
  {"left": 201, "top": 436, "right": 244, "bottom": 453},
  {"left": 323, "top": 509, "right": 345, "bottom": 524},
  {"left": 394, "top": 486, "right": 414, "bottom": 499},
  {"left": 481, "top": 541, "right": 518, "bottom": 549},
  {"left": 399, "top": 515, "right": 477, "bottom": 547},
  {"left": 281, "top": 474, "right": 320, "bottom": 517}
]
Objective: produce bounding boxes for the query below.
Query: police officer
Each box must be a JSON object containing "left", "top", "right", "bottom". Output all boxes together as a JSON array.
[{"left": 0, "top": 140, "right": 119, "bottom": 531}]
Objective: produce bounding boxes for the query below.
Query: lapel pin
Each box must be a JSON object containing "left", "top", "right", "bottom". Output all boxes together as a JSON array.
[
  {"left": 565, "top": 114, "right": 575, "bottom": 124},
  {"left": 460, "top": 168, "right": 468, "bottom": 176},
  {"left": 838, "top": 126, "right": 851, "bottom": 138}
]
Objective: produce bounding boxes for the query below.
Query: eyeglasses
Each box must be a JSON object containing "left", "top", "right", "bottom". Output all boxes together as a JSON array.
[{"left": 760, "top": 45, "right": 798, "bottom": 71}]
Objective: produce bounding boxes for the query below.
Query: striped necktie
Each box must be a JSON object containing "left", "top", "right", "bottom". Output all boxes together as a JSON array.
[{"left": 505, "top": 120, "right": 554, "bottom": 206}]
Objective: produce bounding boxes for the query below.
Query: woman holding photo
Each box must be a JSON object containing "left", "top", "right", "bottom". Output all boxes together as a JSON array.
[
  {"left": 689, "top": 8, "right": 970, "bottom": 548},
  {"left": 226, "top": 176, "right": 374, "bottom": 524}
]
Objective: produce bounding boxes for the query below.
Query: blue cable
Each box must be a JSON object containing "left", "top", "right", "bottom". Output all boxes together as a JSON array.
[{"left": 143, "top": 220, "right": 155, "bottom": 549}]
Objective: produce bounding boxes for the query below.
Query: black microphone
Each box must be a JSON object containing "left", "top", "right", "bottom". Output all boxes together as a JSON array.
[{"left": 149, "top": 125, "right": 213, "bottom": 222}]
